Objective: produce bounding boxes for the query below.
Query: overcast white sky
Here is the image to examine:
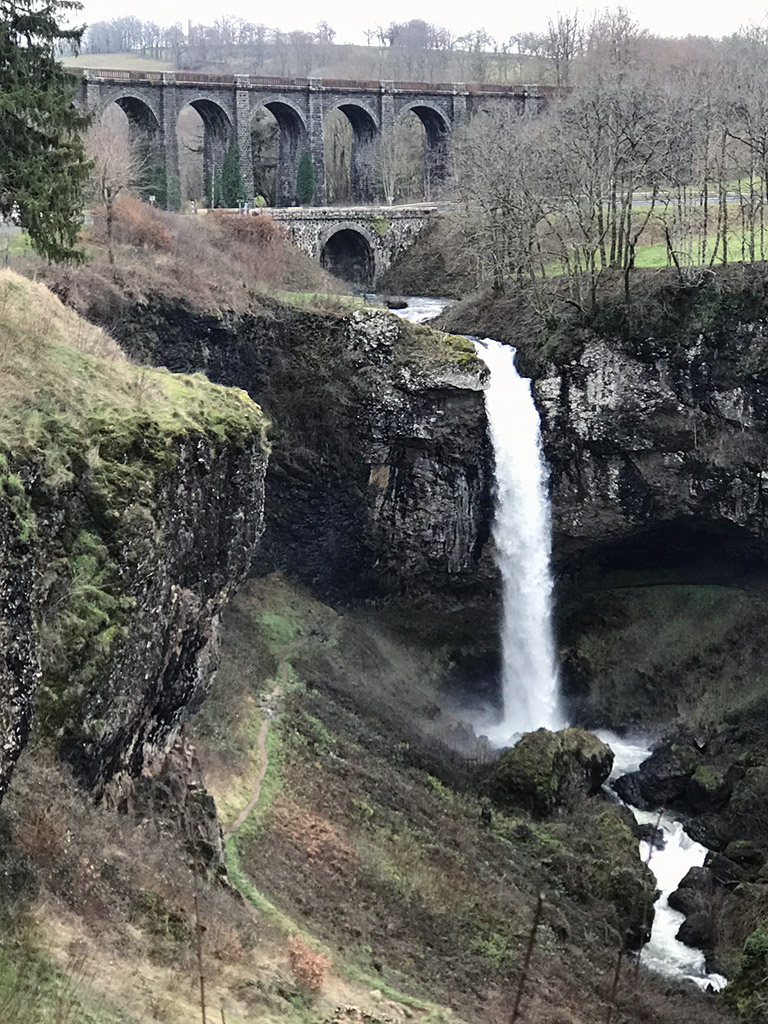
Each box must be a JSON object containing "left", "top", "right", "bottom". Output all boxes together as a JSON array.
[{"left": 76, "top": 0, "right": 768, "bottom": 46}]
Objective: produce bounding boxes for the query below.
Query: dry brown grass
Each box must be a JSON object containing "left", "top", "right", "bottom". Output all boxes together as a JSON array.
[
  {"left": 27, "top": 198, "right": 346, "bottom": 318},
  {"left": 272, "top": 798, "right": 359, "bottom": 876}
]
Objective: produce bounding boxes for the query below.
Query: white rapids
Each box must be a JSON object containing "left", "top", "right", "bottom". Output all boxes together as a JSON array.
[{"left": 600, "top": 732, "right": 727, "bottom": 992}]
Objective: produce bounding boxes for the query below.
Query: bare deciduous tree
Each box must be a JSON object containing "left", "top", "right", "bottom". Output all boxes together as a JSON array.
[{"left": 86, "top": 115, "right": 145, "bottom": 266}]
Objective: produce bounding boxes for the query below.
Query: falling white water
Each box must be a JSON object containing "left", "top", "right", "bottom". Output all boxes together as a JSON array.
[{"left": 474, "top": 339, "right": 562, "bottom": 742}]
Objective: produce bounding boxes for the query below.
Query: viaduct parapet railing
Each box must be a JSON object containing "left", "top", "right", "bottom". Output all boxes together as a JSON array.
[{"left": 70, "top": 67, "right": 561, "bottom": 209}]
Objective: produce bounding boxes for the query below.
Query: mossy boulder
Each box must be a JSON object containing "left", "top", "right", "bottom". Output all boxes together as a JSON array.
[{"left": 486, "top": 728, "right": 614, "bottom": 817}]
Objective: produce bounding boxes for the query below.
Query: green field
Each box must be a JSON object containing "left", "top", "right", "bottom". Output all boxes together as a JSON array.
[{"left": 61, "top": 53, "right": 174, "bottom": 71}]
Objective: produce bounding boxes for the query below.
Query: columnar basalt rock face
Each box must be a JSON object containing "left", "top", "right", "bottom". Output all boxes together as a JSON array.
[
  {"left": 83, "top": 296, "right": 493, "bottom": 602},
  {"left": 526, "top": 329, "right": 768, "bottom": 570},
  {"left": 59, "top": 436, "right": 266, "bottom": 792},
  {"left": 0, "top": 433, "right": 267, "bottom": 806}
]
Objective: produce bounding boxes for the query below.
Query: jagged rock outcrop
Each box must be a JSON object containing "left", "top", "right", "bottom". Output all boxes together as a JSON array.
[
  {"left": 76, "top": 293, "right": 493, "bottom": 601},
  {"left": 0, "top": 272, "right": 268, "bottom": 803},
  {"left": 58, "top": 435, "right": 266, "bottom": 791},
  {"left": 0, "top": 500, "right": 36, "bottom": 802},
  {"left": 485, "top": 727, "right": 614, "bottom": 816},
  {"left": 530, "top": 328, "right": 768, "bottom": 571}
]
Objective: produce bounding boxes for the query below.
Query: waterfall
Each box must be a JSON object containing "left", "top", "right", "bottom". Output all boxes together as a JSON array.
[{"left": 475, "top": 339, "right": 562, "bottom": 742}]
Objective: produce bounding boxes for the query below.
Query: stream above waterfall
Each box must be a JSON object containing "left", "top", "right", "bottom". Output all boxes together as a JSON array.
[{"left": 390, "top": 296, "right": 727, "bottom": 993}]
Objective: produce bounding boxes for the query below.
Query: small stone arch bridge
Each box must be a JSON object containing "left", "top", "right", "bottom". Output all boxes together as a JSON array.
[
  {"left": 249, "top": 204, "right": 437, "bottom": 288},
  {"left": 71, "top": 68, "right": 558, "bottom": 208}
]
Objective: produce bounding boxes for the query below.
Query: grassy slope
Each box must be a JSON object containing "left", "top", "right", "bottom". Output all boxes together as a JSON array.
[
  {"left": 191, "top": 573, "right": 737, "bottom": 1024},
  {"left": 0, "top": 268, "right": 263, "bottom": 454},
  {"left": 560, "top": 583, "right": 768, "bottom": 730}
]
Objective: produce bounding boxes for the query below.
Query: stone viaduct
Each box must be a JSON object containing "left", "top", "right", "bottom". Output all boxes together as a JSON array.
[
  {"left": 251, "top": 204, "right": 437, "bottom": 287},
  {"left": 71, "top": 68, "right": 558, "bottom": 208}
]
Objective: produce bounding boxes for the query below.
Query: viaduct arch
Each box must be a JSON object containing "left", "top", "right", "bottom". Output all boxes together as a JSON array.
[{"left": 73, "top": 69, "right": 557, "bottom": 208}]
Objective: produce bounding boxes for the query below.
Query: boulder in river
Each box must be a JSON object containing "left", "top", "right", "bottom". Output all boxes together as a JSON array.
[
  {"left": 676, "top": 911, "right": 716, "bottom": 949},
  {"left": 485, "top": 727, "right": 614, "bottom": 817},
  {"left": 668, "top": 886, "right": 707, "bottom": 916}
]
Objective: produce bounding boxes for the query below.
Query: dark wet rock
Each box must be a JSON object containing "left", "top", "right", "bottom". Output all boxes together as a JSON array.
[
  {"left": 725, "top": 840, "right": 766, "bottom": 869},
  {"left": 384, "top": 297, "right": 408, "bottom": 310},
  {"left": 685, "top": 764, "right": 733, "bottom": 814},
  {"left": 635, "top": 742, "right": 700, "bottom": 807},
  {"left": 612, "top": 741, "right": 700, "bottom": 811},
  {"left": 685, "top": 815, "right": 734, "bottom": 852},
  {"left": 705, "top": 852, "right": 751, "bottom": 888},
  {"left": 637, "top": 823, "right": 666, "bottom": 849},
  {"left": 612, "top": 771, "right": 651, "bottom": 809},
  {"left": 486, "top": 727, "right": 613, "bottom": 817},
  {"left": 677, "top": 866, "right": 715, "bottom": 893},
  {"left": 668, "top": 887, "right": 707, "bottom": 916},
  {"left": 676, "top": 912, "right": 716, "bottom": 949},
  {"left": 81, "top": 295, "right": 494, "bottom": 603}
]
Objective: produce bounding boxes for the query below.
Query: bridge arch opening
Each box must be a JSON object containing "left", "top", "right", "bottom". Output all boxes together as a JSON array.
[
  {"left": 398, "top": 104, "right": 450, "bottom": 197},
  {"left": 324, "top": 108, "right": 354, "bottom": 204},
  {"left": 252, "top": 101, "right": 307, "bottom": 207},
  {"left": 177, "top": 99, "right": 232, "bottom": 208},
  {"left": 320, "top": 228, "right": 375, "bottom": 288},
  {"left": 96, "top": 98, "right": 161, "bottom": 201},
  {"left": 330, "top": 103, "right": 379, "bottom": 204}
]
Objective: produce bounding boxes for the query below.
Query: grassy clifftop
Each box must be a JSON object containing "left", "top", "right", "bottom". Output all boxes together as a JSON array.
[
  {"left": 0, "top": 268, "right": 268, "bottom": 760},
  {"left": 0, "top": 269, "right": 265, "bottom": 463}
]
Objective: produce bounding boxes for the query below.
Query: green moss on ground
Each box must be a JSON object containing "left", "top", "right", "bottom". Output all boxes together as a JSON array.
[
  {"left": 726, "top": 923, "right": 768, "bottom": 1022},
  {"left": 560, "top": 584, "right": 768, "bottom": 730}
]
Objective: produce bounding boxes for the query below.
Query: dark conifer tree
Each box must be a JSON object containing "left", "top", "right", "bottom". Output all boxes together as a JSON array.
[
  {"left": 296, "top": 151, "right": 315, "bottom": 205},
  {"left": 221, "top": 141, "right": 244, "bottom": 207},
  {"left": 0, "top": 0, "right": 91, "bottom": 261}
]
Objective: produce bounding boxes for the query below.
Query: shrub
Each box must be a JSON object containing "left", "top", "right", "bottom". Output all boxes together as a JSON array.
[
  {"left": 222, "top": 143, "right": 245, "bottom": 208},
  {"left": 94, "top": 197, "right": 175, "bottom": 252},
  {"left": 286, "top": 934, "right": 330, "bottom": 990}
]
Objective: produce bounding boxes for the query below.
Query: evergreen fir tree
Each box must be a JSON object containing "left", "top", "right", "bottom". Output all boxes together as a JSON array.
[
  {"left": 165, "top": 172, "right": 181, "bottom": 213},
  {"left": 221, "top": 142, "right": 245, "bottom": 207},
  {"left": 296, "top": 151, "right": 315, "bottom": 205},
  {"left": 0, "top": 0, "right": 91, "bottom": 261}
]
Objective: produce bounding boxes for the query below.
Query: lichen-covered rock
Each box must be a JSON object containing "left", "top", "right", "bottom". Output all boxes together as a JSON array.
[
  {"left": 724, "top": 923, "right": 768, "bottom": 1021},
  {"left": 58, "top": 434, "right": 266, "bottom": 791},
  {"left": 486, "top": 727, "right": 613, "bottom": 817}
]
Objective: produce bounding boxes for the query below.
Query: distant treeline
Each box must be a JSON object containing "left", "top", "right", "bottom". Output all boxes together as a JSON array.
[{"left": 65, "top": 13, "right": 727, "bottom": 85}]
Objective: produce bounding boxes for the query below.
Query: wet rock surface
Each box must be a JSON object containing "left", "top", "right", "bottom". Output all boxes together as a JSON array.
[
  {"left": 85, "top": 296, "right": 494, "bottom": 602},
  {"left": 529, "top": 328, "right": 768, "bottom": 574}
]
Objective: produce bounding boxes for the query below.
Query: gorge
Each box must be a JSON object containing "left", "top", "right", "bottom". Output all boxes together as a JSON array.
[{"left": 4, "top": 216, "right": 768, "bottom": 1023}]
